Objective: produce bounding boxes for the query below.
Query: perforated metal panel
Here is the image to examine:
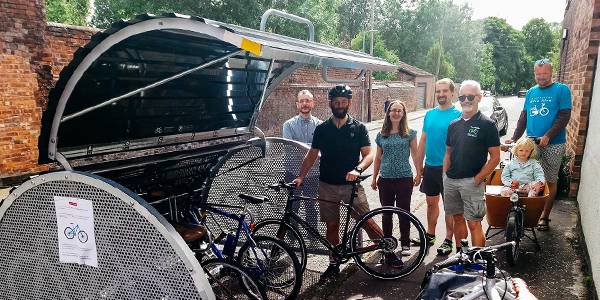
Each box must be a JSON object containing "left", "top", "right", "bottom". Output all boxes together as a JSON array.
[
  {"left": 0, "top": 171, "right": 214, "bottom": 300},
  {"left": 206, "top": 137, "right": 356, "bottom": 253}
]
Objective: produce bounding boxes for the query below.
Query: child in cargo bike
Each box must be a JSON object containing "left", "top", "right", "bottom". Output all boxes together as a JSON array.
[{"left": 500, "top": 137, "right": 546, "bottom": 197}]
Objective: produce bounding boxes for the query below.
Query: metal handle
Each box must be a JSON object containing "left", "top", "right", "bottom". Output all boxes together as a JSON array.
[
  {"left": 321, "top": 66, "right": 366, "bottom": 83},
  {"left": 260, "top": 9, "right": 315, "bottom": 42}
]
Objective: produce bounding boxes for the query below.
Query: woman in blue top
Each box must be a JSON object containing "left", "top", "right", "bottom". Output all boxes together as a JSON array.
[{"left": 371, "top": 100, "right": 420, "bottom": 257}]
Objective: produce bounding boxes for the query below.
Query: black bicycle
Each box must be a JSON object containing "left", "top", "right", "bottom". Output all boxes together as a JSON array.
[{"left": 252, "top": 175, "right": 428, "bottom": 279}]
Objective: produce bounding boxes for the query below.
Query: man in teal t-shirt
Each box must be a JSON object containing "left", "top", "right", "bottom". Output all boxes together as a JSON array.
[
  {"left": 506, "top": 59, "right": 572, "bottom": 231},
  {"left": 416, "top": 78, "right": 462, "bottom": 255}
]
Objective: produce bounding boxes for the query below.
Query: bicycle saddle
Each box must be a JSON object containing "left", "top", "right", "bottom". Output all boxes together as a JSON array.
[
  {"left": 238, "top": 193, "right": 269, "bottom": 204},
  {"left": 174, "top": 224, "right": 208, "bottom": 243}
]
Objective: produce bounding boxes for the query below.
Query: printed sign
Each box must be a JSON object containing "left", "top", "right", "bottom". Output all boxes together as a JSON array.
[{"left": 54, "top": 196, "right": 98, "bottom": 267}]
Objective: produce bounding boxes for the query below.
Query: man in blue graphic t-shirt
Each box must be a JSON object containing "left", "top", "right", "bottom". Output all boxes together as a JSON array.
[
  {"left": 416, "top": 78, "right": 462, "bottom": 255},
  {"left": 505, "top": 59, "right": 572, "bottom": 231}
]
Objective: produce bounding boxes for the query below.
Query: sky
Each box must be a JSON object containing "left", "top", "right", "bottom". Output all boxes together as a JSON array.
[{"left": 454, "top": 0, "right": 568, "bottom": 29}]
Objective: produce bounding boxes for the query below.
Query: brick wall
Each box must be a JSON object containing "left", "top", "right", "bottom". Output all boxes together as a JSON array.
[
  {"left": 371, "top": 81, "right": 416, "bottom": 120},
  {"left": 256, "top": 67, "right": 368, "bottom": 137},
  {"left": 559, "top": 0, "right": 597, "bottom": 197},
  {"left": 0, "top": 0, "right": 50, "bottom": 181}
]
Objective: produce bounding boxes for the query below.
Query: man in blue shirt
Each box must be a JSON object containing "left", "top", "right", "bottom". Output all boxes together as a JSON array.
[
  {"left": 416, "top": 78, "right": 462, "bottom": 255},
  {"left": 282, "top": 90, "right": 322, "bottom": 145},
  {"left": 505, "top": 59, "right": 572, "bottom": 231}
]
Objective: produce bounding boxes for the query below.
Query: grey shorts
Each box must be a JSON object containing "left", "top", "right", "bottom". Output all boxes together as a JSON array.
[
  {"left": 443, "top": 175, "right": 486, "bottom": 221},
  {"left": 318, "top": 181, "right": 370, "bottom": 223},
  {"left": 538, "top": 143, "right": 566, "bottom": 183}
]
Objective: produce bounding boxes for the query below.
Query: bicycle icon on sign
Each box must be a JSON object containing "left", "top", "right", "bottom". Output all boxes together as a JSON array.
[
  {"left": 530, "top": 103, "right": 549, "bottom": 117},
  {"left": 64, "top": 224, "right": 89, "bottom": 243}
]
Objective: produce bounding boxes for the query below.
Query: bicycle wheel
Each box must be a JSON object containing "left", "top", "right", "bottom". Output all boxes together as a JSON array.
[
  {"left": 252, "top": 219, "right": 307, "bottom": 274},
  {"left": 78, "top": 231, "right": 88, "bottom": 243},
  {"left": 202, "top": 258, "right": 268, "bottom": 300},
  {"left": 237, "top": 235, "right": 302, "bottom": 300},
  {"left": 350, "top": 206, "right": 427, "bottom": 279},
  {"left": 505, "top": 211, "right": 520, "bottom": 266}
]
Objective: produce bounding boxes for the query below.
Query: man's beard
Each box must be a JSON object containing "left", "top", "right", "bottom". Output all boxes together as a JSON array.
[
  {"left": 331, "top": 107, "right": 348, "bottom": 118},
  {"left": 437, "top": 97, "right": 448, "bottom": 105}
]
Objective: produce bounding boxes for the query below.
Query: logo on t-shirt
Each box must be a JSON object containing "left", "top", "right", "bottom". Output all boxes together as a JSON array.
[{"left": 467, "top": 126, "right": 480, "bottom": 137}]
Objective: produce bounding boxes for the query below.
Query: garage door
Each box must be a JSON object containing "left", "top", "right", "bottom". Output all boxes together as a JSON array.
[{"left": 416, "top": 83, "right": 426, "bottom": 110}]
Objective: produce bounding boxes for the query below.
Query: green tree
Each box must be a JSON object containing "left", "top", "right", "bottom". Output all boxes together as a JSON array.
[
  {"left": 479, "top": 43, "right": 496, "bottom": 90},
  {"left": 91, "top": 0, "right": 340, "bottom": 44},
  {"left": 379, "top": 0, "right": 482, "bottom": 82},
  {"left": 483, "top": 17, "right": 526, "bottom": 94},
  {"left": 522, "top": 18, "right": 554, "bottom": 61},
  {"left": 350, "top": 32, "right": 399, "bottom": 80},
  {"left": 423, "top": 41, "right": 455, "bottom": 79},
  {"left": 46, "top": 0, "right": 90, "bottom": 26}
]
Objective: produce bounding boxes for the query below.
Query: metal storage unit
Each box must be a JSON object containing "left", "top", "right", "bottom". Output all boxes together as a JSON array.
[{"left": 0, "top": 12, "right": 395, "bottom": 299}]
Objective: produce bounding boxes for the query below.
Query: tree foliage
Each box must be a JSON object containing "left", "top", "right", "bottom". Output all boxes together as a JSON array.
[
  {"left": 46, "top": 0, "right": 90, "bottom": 26},
  {"left": 423, "top": 41, "right": 454, "bottom": 79},
  {"left": 350, "top": 32, "right": 399, "bottom": 80},
  {"left": 522, "top": 18, "right": 554, "bottom": 60},
  {"left": 479, "top": 43, "right": 496, "bottom": 90}
]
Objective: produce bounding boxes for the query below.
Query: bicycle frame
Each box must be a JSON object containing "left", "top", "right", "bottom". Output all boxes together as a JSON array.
[
  {"left": 195, "top": 203, "right": 255, "bottom": 261},
  {"left": 277, "top": 182, "right": 375, "bottom": 259}
]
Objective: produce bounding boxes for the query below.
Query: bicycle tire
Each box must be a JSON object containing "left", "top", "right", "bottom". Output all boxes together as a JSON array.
[
  {"left": 202, "top": 258, "right": 268, "bottom": 300},
  {"left": 505, "top": 212, "right": 520, "bottom": 266},
  {"left": 64, "top": 227, "right": 75, "bottom": 239},
  {"left": 237, "top": 235, "right": 302, "bottom": 300},
  {"left": 350, "top": 206, "right": 427, "bottom": 279},
  {"left": 78, "top": 231, "right": 88, "bottom": 243},
  {"left": 252, "top": 219, "right": 307, "bottom": 274}
]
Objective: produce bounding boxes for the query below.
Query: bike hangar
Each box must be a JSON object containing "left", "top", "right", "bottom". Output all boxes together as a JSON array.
[{"left": 0, "top": 11, "right": 395, "bottom": 300}]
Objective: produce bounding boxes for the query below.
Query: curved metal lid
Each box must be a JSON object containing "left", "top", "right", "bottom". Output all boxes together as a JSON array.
[{"left": 39, "top": 14, "right": 395, "bottom": 163}]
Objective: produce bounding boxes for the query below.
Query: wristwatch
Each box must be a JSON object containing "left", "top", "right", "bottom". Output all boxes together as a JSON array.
[{"left": 354, "top": 166, "right": 364, "bottom": 173}]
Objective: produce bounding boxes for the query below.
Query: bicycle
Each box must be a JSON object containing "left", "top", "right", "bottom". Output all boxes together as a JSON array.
[
  {"left": 64, "top": 223, "right": 88, "bottom": 243},
  {"left": 193, "top": 193, "right": 303, "bottom": 300},
  {"left": 418, "top": 240, "right": 537, "bottom": 299},
  {"left": 174, "top": 223, "right": 268, "bottom": 300},
  {"left": 252, "top": 175, "right": 428, "bottom": 279}
]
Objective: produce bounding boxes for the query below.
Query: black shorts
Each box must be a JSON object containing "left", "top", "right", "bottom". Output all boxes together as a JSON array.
[{"left": 419, "top": 165, "right": 444, "bottom": 197}]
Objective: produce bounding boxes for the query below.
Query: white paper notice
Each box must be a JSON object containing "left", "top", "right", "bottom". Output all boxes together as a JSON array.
[{"left": 54, "top": 196, "right": 98, "bottom": 267}]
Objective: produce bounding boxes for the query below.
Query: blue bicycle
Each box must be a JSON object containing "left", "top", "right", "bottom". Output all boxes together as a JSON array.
[{"left": 192, "top": 193, "right": 302, "bottom": 300}]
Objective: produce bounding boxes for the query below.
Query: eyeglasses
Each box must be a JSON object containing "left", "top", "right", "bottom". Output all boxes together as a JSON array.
[
  {"left": 388, "top": 109, "right": 404, "bottom": 113},
  {"left": 458, "top": 95, "right": 478, "bottom": 102},
  {"left": 534, "top": 58, "right": 550, "bottom": 66}
]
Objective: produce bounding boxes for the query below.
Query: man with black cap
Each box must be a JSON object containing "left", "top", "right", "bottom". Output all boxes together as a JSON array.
[{"left": 293, "top": 85, "right": 397, "bottom": 280}]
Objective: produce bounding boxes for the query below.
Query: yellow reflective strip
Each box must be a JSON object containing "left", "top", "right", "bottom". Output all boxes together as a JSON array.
[{"left": 240, "top": 38, "right": 262, "bottom": 56}]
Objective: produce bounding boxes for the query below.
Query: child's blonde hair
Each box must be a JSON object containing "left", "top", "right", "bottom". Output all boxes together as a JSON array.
[{"left": 511, "top": 137, "right": 538, "bottom": 159}]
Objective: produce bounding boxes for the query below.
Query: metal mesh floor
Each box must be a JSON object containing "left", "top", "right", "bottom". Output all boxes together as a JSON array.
[{"left": 0, "top": 172, "right": 210, "bottom": 300}]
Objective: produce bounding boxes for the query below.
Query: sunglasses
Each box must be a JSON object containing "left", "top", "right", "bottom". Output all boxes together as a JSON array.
[
  {"left": 534, "top": 58, "right": 550, "bottom": 66},
  {"left": 458, "top": 95, "right": 478, "bottom": 102}
]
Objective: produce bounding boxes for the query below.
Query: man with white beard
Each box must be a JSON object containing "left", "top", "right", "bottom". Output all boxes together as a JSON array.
[{"left": 443, "top": 80, "right": 500, "bottom": 248}]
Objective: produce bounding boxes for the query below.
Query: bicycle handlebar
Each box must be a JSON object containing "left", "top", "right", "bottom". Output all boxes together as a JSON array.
[
  {"left": 268, "top": 174, "right": 372, "bottom": 192},
  {"left": 433, "top": 241, "right": 516, "bottom": 271}
]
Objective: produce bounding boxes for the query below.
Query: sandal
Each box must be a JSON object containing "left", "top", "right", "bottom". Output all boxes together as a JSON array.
[{"left": 537, "top": 218, "right": 551, "bottom": 231}]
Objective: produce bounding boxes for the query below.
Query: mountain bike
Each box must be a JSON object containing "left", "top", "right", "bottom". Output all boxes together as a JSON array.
[{"left": 252, "top": 175, "right": 427, "bottom": 279}]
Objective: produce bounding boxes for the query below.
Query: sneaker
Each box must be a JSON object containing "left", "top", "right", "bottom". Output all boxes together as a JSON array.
[
  {"left": 401, "top": 246, "right": 411, "bottom": 256},
  {"left": 411, "top": 233, "right": 436, "bottom": 246},
  {"left": 437, "top": 239, "right": 453, "bottom": 256},
  {"left": 320, "top": 264, "right": 340, "bottom": 280},
  {"left": 384, "top": 253, "right": 404, "bottom": 269}
]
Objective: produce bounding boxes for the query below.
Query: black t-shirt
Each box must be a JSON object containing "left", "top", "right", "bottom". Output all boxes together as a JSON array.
[
  {"left": 446, "top": 111, "right": 500, "bottom": 179},
  {"left": 311, "top": 116, "right": 371, "bottom": 185}
]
